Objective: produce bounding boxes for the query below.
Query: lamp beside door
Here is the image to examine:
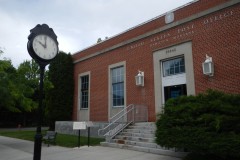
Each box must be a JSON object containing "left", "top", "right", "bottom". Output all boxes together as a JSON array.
[
  {"left": 202, "top": 54, "right": 214, "bottom": 77},
  {"left": 135, "top": 71, "right": 144, "bottom": 86}
]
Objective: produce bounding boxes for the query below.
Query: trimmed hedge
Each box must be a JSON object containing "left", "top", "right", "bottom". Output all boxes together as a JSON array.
[{"left": 156, "top": 90, "right": 240, "bottom": 160}]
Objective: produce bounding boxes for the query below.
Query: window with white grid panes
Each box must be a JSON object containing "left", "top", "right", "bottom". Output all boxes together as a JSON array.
[
  {"left": 162, "top": 57, "right": 185, "bottom": 77},
  {"left": 80, "top": 75, "right": 89, "bottom": 109},
  {"left": 111, "top": 66, "right": 124, "bottom": 107}
]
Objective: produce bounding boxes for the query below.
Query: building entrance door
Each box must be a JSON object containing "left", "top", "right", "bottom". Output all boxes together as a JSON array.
[
  {"left": 153, "top": 42, "right": 195, "bottom": 114},
  {"left": 164, "top": 84, "right": 187, "bottom": 102}
]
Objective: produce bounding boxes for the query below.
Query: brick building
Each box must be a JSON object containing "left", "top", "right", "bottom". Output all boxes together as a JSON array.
[{"left": 72, "top": 0, "right": 240, "bottom": 123}]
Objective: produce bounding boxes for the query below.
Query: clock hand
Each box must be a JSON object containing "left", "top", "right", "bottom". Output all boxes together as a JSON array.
[
  {"left": 44, "top": 36, "right": 47, "bottom": 48},
  {"left": 37, "top": 41, "right": 45, "bottom": 48}
]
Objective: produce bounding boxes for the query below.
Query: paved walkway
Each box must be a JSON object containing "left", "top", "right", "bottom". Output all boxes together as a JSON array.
[{"left": 0, "top": 136, "right": 181, "bottom": 160}]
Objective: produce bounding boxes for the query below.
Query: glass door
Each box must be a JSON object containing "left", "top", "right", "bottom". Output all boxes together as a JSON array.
[{"left": 164, "top": 84, "right": 187, "bottom": 102}]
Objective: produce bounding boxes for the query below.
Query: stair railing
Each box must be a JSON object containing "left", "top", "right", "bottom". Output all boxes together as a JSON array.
[
  {"left": 109, "top": 104, "right": 134, "bottom": 123},
  {"left": 98, "top": 104, "right": 147, "bottom": 142}
]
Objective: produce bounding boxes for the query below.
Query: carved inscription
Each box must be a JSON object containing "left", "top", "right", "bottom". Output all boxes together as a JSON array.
[
  {"left": 173, "top": 24, "right": 194, "bottom": 40},
  {"left": 127, "top": 42, "right": 145, "bottom": 50},
  {"left": 166, "top": 48, "right": 176, "bottom": 54},
  {"left": 150, "top": 33, "right": 171, "bottom": 47},
  {"left": 203, "top": 11, "right": 233, "bottom": 25},
  {"left": 125, "top": 10, "right": 234, "bottom": 50},
  {"left": 177, "top": 24, "right": 194, "bottom": 34},
  {"left": 151, "top": 33, "right": 171, "bottom": 42}
]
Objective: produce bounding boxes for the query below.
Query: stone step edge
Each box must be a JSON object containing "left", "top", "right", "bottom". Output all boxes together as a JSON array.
[
  {"left": 100, "top": 142, "right": 187, "bottom": 158},
  {"left": 127, "top": 126, "right": 156, "bottom": 130},
  {"left": 111, "top": 138, "right": 164, "bottom": 149},
  {"left": 114, "top": 135, "right": 156, "bottom": 142},
  {"left": 120, "top": 131, "right": 155, "bottom": 136},
  {"left": 133, "top": 122, "right": 155, "bottom": 125},
  {"left": 124, "top": 128, "right": 156, "bottom": 133},
  {"left": 125, "top": 126, "right": 155, "bottom": 130}
]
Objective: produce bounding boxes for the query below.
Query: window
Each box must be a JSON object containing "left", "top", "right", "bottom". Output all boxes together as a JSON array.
[
  {"left": 80, "top": 75, "right": 89, "bottom": 109},
  {"left": 112, "top": 66, "right": 124, "bottom": 107},
  {"left": 163, "top": 57, "right": 185, "bottom": 77}
]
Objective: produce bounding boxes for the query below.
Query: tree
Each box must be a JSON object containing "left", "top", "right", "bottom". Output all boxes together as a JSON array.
[
  {"left": 156, "top": 90, "right": 240, "bottom": 160},
  {"left": 0, "top": 59, "right": 39, "bottom": 126},
  {"left": 17, "top": 59, "right": 39, "bottom": 84},
  {"left": 0, "top": 59, "right": 18, "bottom": 112},
  {"left": 46, "top": 51, "right": 74, "bottom": 130},
  {"left": 15, "top": 60, "right": 40, "bottom": 112}
]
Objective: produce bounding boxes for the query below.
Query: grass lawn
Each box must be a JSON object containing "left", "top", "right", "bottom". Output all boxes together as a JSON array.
[{"left": 0, "top": 130, "right": 104, "bottom": 148}]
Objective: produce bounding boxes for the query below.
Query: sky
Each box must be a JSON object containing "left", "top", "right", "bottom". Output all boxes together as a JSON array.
[{"left": 0, "top": 0, "right": 194, "bottom": 67}]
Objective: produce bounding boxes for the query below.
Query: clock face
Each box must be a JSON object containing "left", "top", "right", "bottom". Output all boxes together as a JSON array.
[{"left": 32, "top": 34, "right": 58, "bottom": 60}]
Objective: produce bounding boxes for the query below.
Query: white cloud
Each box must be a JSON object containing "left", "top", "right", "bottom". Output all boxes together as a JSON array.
[
  {"left": 0, "top": 0, "right": 194, "bottom": 67},
  {"left": 0, "top": 9, "right": 34, "bottom": 66}
]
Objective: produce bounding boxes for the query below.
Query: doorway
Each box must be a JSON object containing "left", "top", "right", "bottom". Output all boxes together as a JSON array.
[
  {"left": 164, "top": 84, "right": 187, "bottom": 102},
  {"left": 153, "top": 42, "right": 195, "bottom": 114}
]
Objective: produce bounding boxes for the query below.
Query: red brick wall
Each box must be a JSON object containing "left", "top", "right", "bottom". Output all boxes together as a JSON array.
[
  {"left": 192, "top": 7, "right": 240, "bottom": 94},
  {"left": 72, "top": 1, "right": 240, "bottom": 122}
]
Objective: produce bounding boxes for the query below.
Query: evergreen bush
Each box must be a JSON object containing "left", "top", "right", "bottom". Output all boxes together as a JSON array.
[
  {"left": 156, "top": 90, "right": 240, "bottom": 160},
  {"left": 46, "top": 52, "right": 74, "bottom": 130}
]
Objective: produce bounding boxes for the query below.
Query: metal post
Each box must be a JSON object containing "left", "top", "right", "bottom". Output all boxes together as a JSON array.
[
  {"left": 78, "top": 130, "right": 81, "bottom": 148},
  {"left": 88, "top": 127, "right": 90, "bottom": 147},
  {"left": 33, "top": 65, "right": 45, "bottom": 160},
  {"left": 132, "top": 105, "right": 135, "bottom": 123}
]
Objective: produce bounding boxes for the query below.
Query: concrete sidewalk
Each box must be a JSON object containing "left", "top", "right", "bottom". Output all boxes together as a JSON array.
[{"left": 0, "top": 136, "right": 181, "bottom": 160}]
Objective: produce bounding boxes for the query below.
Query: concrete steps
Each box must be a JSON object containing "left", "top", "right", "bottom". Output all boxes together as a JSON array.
[{"left": 100, "top": 122, "right": 187, "bottom": 158}]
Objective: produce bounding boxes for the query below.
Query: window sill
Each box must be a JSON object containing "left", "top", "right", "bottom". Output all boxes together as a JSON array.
[
  {"left": 80, "top": 108, "right": 88, "bottom": 110},
  {"left": 112, "top": 105, "right": 124, "bottom": 108}
]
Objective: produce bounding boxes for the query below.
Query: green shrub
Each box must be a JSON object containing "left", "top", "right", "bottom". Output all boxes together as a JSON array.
[{"left": 156, "top": 90, "right": 240, "bottom": 160}]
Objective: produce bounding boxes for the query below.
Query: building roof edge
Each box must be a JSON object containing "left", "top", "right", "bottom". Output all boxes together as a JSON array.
[{"left": 72, "top": 0, "right": 199, "bottom": 56}]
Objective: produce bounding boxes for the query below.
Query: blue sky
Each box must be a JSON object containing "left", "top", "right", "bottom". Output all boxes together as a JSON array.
[{"left": 0, "top": 0, "right": 194, "bottom": 67}]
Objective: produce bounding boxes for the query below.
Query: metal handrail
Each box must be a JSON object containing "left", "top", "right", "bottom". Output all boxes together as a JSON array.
[
  {"left": 106, "top": 107, "right": 135, "bottom": 140},
  {"left": 109, "top": 104, "right": 134, "bottom": 123},
  {"left": 107, "top": 106, "right": 134, "bottom": 130},
  {"left": 98, "top": 104, "right": 134, "bottom": 138},
  {"left": 98, "top": 104, "right": 148, "bottom": 142}
]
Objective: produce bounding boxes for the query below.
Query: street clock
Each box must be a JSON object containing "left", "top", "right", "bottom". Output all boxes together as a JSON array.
[{"left": 27, "top": 24, "right": 59, "bottom": 66}]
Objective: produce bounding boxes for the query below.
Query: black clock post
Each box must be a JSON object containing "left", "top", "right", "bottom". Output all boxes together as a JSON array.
[
  {"left": 33, "top": 64, "right": 45, "bottom": 160},
  {"left": 27, "top": 24, "right": 59, "bottom": 160}
]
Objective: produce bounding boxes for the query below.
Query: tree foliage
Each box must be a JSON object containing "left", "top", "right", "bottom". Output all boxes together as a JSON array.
[
  {"left": 0, "top": 59, "right": 17, "bottom": 111},
  {"left": 0, "top": 50, "right": 73, "bottom": 127},
  {"left": 156, "top": 90, "right": 240, "bottom": 160},
  {"left": 16, "top": 60, "right": 39, "bottom": 109},
  {"left": 46, "top": 51, "right": 74, "bottom": 130},
  {"left": 0, "top": 58, "right": 39, "bottom": 113}
]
